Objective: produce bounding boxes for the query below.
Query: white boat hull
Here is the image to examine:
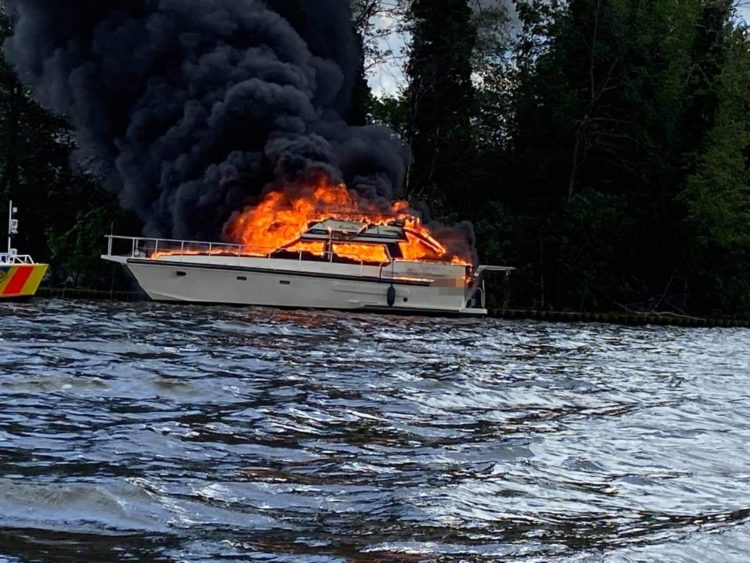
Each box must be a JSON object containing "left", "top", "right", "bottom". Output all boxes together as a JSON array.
[{"left": 115, "top": 256, "right": 486, "bottom": 316}]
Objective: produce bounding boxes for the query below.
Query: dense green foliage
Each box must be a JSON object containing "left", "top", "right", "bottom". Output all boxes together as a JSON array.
[
  {"left": 405, "top": 0, "right": 477, "bottom": 215},
  {"left": 383, "top": 0, "right": 750, "bottom": 317},
  {"left": 2, "top": 1, "right": 750, "bottom": 316}
]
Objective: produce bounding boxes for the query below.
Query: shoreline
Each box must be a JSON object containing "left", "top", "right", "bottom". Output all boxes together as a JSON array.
[{"left": 28, "top": 287, "right": 750, "bottom": 328}]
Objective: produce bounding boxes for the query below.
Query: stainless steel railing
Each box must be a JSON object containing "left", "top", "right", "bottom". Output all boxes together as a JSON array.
[
  {"left": 0, "top": 253, "right": 36, "bottom": 265},
  {"left": 103, "top": 235, "right": 393, "bottom": 268},
  {"left": 104, "top": 235, "right": 279, "bottom": 259}
]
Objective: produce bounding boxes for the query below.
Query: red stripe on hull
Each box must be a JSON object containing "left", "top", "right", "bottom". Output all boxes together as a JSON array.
[{"left": 4, "top": 266, "right": 33, "bottom": 295}]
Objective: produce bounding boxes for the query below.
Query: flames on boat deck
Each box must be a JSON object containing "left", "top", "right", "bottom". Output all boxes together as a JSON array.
[{"left": 153, "top": 176, "right": 473, "bottom": 267}]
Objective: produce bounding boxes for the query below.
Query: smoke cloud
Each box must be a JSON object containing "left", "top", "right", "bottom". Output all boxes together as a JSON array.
[{"left": 4, "top": 0, "right": 409, "bottom": 240}]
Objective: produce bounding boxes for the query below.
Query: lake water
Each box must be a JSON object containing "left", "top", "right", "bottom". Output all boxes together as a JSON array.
[{"left": 0, "top": 299, "right": 748, "bottom": 562}]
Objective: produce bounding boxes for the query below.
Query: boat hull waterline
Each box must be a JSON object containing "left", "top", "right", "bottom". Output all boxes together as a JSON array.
[{"left": 115, "top": 257, "right": 485, "bottom": 315}]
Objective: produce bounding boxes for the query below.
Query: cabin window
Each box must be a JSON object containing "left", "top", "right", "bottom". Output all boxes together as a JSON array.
[
  {"left": 237, "top": 276, "right": 247, "bottom": 281},
  {"left": 279, "top": 280, "right": 291, "bottom": 286},
  {"left": 176, "top": 271, "right": 187, "bottom": 277},
  {"left": 387, "top": 243, "right": 403, "bottom": 259}
]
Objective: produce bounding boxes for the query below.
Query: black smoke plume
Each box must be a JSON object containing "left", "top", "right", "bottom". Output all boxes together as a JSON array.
[{"left": 4, "top": 0, "right": 409, "bottom": 240}]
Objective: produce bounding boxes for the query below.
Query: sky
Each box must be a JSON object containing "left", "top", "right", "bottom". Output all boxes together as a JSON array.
[{"left": 367, "top": 9, "right": 407, "bottom": 97}]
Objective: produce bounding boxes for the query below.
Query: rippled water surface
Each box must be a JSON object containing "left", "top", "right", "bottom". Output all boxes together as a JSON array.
[{"left": 0, "top": 300, "right": 749, "bottom": 562}]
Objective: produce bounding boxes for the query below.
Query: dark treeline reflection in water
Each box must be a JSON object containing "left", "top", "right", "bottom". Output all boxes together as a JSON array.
[{"left": 0, "top": 300, "right": 748, "bottom": 562}]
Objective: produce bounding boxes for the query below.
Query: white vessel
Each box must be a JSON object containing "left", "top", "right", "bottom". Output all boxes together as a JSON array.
[{"left": 102, "top": 220, "right": 512, "bottom": 316}]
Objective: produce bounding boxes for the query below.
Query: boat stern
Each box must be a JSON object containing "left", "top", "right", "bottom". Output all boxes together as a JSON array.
[{"left": 463, "top": 265, "right": 515, "bottom": 314}]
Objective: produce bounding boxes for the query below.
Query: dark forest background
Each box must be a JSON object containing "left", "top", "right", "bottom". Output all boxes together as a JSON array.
[{"left": 2, "top": 0, "right": 750, "bottom": 318}]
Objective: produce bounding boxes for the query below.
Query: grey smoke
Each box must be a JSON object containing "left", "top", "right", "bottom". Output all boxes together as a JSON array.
[{"left": 4, "top": 0, "right": 410, "bottom": 240}]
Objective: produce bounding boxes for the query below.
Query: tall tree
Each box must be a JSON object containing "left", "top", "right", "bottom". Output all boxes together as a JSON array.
[
  {"left": 405, "top": 0, "right": 477, "bottom": 216},
  {"left": 505, "top": 0, "right": 717, "bottom": 310},
  {"left": 679, "top": 5, "right": 750, "bottom": 315}
]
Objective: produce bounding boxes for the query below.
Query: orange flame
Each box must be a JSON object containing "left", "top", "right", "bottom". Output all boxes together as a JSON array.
[
  {"left": 332, "top": 243, "right": 390, "bottom": 264},
  {"left": 283, "top": 241, "right": 390, "bottom": 263},
  {"left": 222, "top": 176, "right": 470, "bottom": 265}
]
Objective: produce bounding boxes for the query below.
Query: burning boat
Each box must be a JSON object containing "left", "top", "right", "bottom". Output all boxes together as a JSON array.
[{"left": 102, "top": 180, "right": 512, "bottom": 315}]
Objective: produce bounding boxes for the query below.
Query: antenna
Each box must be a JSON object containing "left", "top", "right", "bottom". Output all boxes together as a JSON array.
[{"left": 7, "top": 200, "right": 18, "bottom": 256}]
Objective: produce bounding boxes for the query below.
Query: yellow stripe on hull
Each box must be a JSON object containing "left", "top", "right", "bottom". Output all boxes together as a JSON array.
[{"left": 0, "top": 263, "right": 49, "bottom": 298}]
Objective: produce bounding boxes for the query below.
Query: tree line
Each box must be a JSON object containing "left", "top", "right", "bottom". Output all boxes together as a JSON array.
[
  {"left": 362, "top": 0, "right": 750, "bottom": 317},
  {"left": 2, "top": 1, "right": 750, "bottom": 317}
]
